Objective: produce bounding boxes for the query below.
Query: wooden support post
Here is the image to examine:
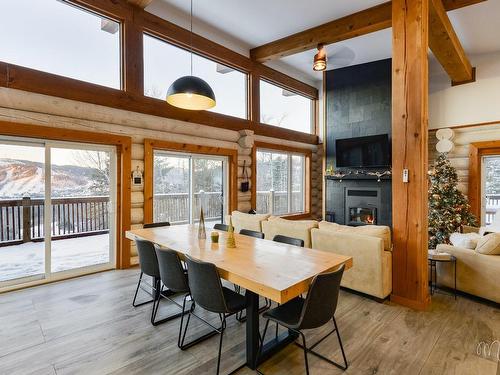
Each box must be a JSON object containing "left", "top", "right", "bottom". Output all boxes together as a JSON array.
[
  {"left": 391, "top": 0, "right": 430, "bottom": 310},
  {"left": 22, "top": 196, "right": 31, "bottom": 243}
]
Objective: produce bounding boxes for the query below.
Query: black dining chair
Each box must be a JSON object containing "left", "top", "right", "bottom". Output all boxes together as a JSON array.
[
  {"left": 273, "top": 234, "right": 305, "bottom": 247},
  {"left": 132, "top": 239, "right": 163, "bottom": 325},
  {"left": 183, "top": 255, "right": 248, "bottom": 375},
  {"left": 143, "top": 221, "right": 171, "bottom": 229},
  {"left": 239, "top": 228, "right": 265, "bottom": 239},
  {"left": 257, "top": 265, "right": 348, "bottom": 374},
  {"left": 214, "top": 223, "right": 229, "bottom": 231},
  {"left": 153, "top": 247, "right": 192, "bottom": 330},
  {"left": 235, "top": 228, "right": 269, "bottom": 320},
  {"left": 132, "top": 221, "right": 170, "bottom": 324}
]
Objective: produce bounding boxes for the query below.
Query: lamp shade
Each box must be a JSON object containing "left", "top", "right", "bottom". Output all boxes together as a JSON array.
[{"left": 166, "top": 75, "right": 216, "bottom": 110}]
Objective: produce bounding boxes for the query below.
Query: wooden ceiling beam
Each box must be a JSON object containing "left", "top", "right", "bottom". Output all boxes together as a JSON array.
[
  {"left": 126, "top": 0, "right": 153, "bottom": 9},
  {"left": 250, "top": 0, "right": 485, "bottom": 63},
  {"left": 429, "top": 0, "right": 474, "bottom": 84}
]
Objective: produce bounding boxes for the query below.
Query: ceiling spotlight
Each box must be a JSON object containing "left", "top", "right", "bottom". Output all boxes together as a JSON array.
[{"left": 313, "top": 44, "right": 327, "bottom": 71}]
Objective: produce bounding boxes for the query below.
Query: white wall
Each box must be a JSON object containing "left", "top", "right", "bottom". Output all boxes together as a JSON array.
[{"left": 429, "top": 51, "right": 500, "bottom": 129}]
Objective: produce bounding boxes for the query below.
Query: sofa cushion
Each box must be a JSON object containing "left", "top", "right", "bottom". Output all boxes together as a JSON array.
[
  {"left": 475, "top": 232, "right": 500, "bottom": 255},
  {"left": 227, "top": 211, "right": 270, "bottom": 233},
  {"left": 318, "top": 221, "right": 392, "bottom": 251},
  {"left": 449, "top": 232, "right": 481, "bottom": 250},
  {"left": 261, "top": 217, "right": 318, "bottom": 248}
]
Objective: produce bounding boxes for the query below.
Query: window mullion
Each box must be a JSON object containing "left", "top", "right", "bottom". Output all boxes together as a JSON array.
[
  {"left": 189, "top": 156, "right": 194, "bottom": 225},
  {"left": 287, "top": 154, "right": 292, "bottom": 214}
]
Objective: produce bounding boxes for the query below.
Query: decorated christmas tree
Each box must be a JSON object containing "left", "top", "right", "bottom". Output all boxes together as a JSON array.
[{"left": 428, "top": 153, "right": 478, "bottom": 248}]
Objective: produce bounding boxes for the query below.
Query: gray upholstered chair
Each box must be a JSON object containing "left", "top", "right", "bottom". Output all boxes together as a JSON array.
[
  {"left": 183, "top": 255, "right": 248, "bottom": 374},
  {"left": 239, "top": 228, "right": 265, "bottom": 239},
  {"left": 273, "top": 234, "right": 305, "bottom": 247},
  {"left": 143, "top": 221, "right": 171, "bottom": 229},
  {"left": 258, "top": 265, "right": 347, "bottom": 374},
  {"left": 214, "top": 223, "right": 229, "bottom": 231},
  {"left": 132, "top": 239, "right": 162, "bottom": 325}
]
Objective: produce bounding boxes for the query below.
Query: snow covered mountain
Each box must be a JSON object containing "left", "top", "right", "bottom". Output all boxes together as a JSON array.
[{"left": 0, "top": 159, "right": 103, "bottom": 198}]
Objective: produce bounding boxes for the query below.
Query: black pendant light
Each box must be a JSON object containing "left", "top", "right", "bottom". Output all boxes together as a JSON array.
[{"left": 166, "top": 0, "right": 216, "bottom": 110}]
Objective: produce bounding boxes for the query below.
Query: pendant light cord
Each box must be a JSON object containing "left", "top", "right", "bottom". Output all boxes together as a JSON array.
[{"left": 190, "top": 0, "right": 193, "bottom": 76}]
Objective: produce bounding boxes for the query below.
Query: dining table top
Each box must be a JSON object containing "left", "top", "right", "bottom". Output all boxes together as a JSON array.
[{"left": 126, "top": 224, "right": 353, "bottom": 304}]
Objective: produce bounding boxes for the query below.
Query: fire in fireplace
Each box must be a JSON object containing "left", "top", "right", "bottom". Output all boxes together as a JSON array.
[{"left": 348, "top": 207, "right": 377, "bottom": 226}]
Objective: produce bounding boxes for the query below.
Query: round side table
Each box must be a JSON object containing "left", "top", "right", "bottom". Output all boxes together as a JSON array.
[{"left": 428, "top": 253, "right": 457, "bottom": 299}]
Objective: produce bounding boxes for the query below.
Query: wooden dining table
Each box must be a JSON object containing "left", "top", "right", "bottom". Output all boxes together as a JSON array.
[{"left": 125, "top": 224, "right": 353, "bottom": 370}]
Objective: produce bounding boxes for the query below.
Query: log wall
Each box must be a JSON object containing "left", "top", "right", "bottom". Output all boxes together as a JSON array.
[
  {"left": 0, "top": 87, "right": 319, "bottom": 263},
  {"left": 428, "top": 123, "right": 500, "bottom": 196}
]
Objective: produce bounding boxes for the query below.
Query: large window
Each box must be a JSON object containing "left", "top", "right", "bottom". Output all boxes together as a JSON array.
[
  {"left": 144, "top": 34, "right": 247, "bottom": 119},
  {"left": 0, "top": 0, "right": 121, "bottom": 89},
  {"left": 260, "top": 80, "right": 313, "bottom": 134},
  {"left": 153, "top": 151, "right": 228, "bottom": 225},
  {"left": 256, "top": 149, "right": 306, "bottom": 215}
]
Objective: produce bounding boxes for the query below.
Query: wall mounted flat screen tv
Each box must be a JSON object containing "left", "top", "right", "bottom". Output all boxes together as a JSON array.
[{"left": 335, "top": 134, "right": 391, "bottom": 168}]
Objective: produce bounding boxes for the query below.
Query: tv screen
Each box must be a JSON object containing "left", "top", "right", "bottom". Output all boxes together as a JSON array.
[{"left": 335, "top": 134, "right": 390, "bottom": 168}]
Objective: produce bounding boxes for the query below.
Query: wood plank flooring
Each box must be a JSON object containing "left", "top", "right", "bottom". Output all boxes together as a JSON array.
[{"left": 0, "top": 269, "right": 498, "bottom": 375}]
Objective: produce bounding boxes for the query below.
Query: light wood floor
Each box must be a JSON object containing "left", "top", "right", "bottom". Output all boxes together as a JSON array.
[{"left": 0, "top": 269, "right": 498, "bottom": 375}]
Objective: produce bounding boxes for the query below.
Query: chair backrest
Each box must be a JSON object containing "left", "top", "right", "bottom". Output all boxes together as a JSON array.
[
  {"left": 239, "top": 229, "right": 265, "bottom": 239},
  {"left": 185, "top": 255, "right": 228, "bottom": 314},
  {"left": 273, "top": 234, "right": 305, "bottom": 247},
  {"left": 214, "top": 223, "right": 229, "bottom": 232},
  {"left": 143, "top": 222, "right": 171, "bottom": 229},
  {"left": 135, "top": 239, "right": 160, "bottom": 278},
  {"left": 154, "top": 246, "right": 189, "bottom": 293},
  {"left": 297, "top": 265, "right": 344, "bottom": 330}
]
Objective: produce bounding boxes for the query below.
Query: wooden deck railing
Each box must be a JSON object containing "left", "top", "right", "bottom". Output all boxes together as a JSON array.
[
  {"left": 485, "top": 194, "right": 500, "bottom": 225},
  {"left": 154, "top": 192, "right": 223, "bottom": 224},
  {"left": 256, "top": 191, "right": 304, "bottom": 215},
  {"left": 0, "top": 196, "right": 109, "bottom": 247}
]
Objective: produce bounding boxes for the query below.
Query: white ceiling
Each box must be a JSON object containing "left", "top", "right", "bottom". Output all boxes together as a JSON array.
[{"left": 148, "top": 0, "right": 500, "bottom": 84}]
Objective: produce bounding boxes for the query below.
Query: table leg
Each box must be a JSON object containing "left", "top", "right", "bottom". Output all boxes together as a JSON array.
[
  {"left": 245, "top": 291, "right": 299, "bottom": 370},
  {"left": 245, "top": 291, "right": 259, "bottom": 369}
]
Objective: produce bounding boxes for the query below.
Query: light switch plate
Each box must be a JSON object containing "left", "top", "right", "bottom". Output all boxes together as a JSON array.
[{"left": 403, "top": 169, "right": 409, "bottom": 183}]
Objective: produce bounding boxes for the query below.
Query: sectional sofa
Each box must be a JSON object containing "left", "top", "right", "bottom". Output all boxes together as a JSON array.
[{"left": 227, "top": 211, "right": 392, "bottom": 299}]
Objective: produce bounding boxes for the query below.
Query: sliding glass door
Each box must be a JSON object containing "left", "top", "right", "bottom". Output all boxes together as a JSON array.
[
  {"left": 153, "top": 151, "right": 228, "bottom": 226},
  {"left": 0, "top": 137, "right": 116, "bottom": 288}
]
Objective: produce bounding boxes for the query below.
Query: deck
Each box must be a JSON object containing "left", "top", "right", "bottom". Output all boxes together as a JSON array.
[{"left": 0, "top": 234, "right": 109, "bottom": 282}]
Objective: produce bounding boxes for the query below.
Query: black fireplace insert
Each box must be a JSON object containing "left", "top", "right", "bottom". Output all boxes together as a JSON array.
[{"left": 348, "top": 207, "right": 377, "bottom": 226}]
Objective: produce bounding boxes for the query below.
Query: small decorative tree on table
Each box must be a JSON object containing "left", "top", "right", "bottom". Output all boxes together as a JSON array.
[{"left": 428, "top": 153, "right": 478, "bottom": 249}]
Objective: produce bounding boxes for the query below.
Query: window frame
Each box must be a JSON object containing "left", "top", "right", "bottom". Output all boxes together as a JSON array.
[
  {"left": 0, "top": 0, "right": 319, "bottom": 144},
  {"left": 142, "top": 32, "right": 250, "bottom": 120},
  {"left": 152, "top": 149, "right": 229, "bottom": 225},
  {"left": 0, "top": 0, "right": 124, "bottom": 90},
  {"left": 144, "top": 139, "right": 238, "bottom": 225},
  {"left": 252, "top": 141, "right": 312, "bottom": 218},
  {"left": 258, "top": 78, "right": 315, "bottom": 134}
]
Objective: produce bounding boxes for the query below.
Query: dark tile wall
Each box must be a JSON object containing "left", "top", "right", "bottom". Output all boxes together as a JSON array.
[{"left": 325, "top": 58, "right": 392, "bottom": 226}]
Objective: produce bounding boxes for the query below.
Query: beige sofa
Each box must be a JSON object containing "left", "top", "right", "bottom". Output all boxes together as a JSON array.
[
  {"left": 226, "top": 211, "right": 393, "bottom": 300},
  {"left": 435, "top": 244, "right": 500, "bottom": 303},
  {"left": 311, "top": 222, "right": 392, "bottom": 299}
]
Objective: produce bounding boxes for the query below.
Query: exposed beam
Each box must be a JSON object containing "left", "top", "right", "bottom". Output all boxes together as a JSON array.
[
  {"left": 429, "top": 0, "right": 474, "bottom": 84},
  {"left": 126, "top": 0, "right": 152, "bottom": 9},
  {"left": 250, "top": 0, "right": 485, "bottom": 63},
  {"left": 391, "top": 0, "right": 430, "bottom": 310},
  {"left": 250, "top": 2, "right": 392, "bottom": 63}
]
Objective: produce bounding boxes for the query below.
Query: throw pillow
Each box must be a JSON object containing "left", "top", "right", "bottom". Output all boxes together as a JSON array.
[
  {"left": 449, "top": 232, "right": 481, "bottom": 250},
  {"left": 475, "top": 232, "right": 500, "bottom": 255}
]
